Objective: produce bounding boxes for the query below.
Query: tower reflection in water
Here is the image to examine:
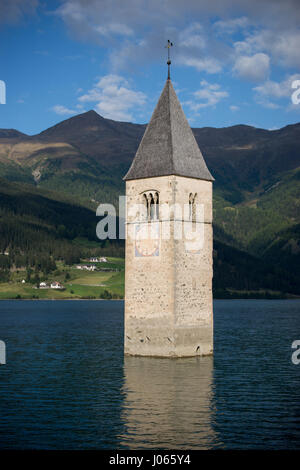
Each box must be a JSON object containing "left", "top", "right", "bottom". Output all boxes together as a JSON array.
[{"left": 119, "top": 356, "right": 221, "bottom": 449}]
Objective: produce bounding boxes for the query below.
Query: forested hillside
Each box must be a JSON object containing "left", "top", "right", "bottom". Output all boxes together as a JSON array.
[{"left": 0, "top": 111, "right": 299, "bottom": 298}]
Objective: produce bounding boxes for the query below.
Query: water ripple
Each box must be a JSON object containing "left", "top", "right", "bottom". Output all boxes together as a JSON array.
[{"left": 0, "top": 299, "right": 299, "bottom": 449}]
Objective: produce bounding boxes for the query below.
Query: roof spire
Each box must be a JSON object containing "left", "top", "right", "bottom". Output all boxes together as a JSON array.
[
  {"left": 165, "top": 40, "right": 173, "bottom": 80},
  {"left": 124, "top": 79, "right": 214, "bottom": 182}
]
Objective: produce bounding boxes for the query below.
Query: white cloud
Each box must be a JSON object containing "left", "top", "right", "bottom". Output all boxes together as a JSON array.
[
  {"left": 213, "top": 17, "right": 248, "bottom": 35},
  {"left": 268, "top": 31, "right": 300, "bottom": 68},
  {"left": 56, "top": 0, "right": 135, "bottom": 43},
  {"left": 175, "top": 22, "right": 226, "bottom": 74},
  {"left": 230, "top": 105, "right": 239, "bottom": 111},
  {"left": 179, "top": 22, "right": 206, "bottom": 49},
  {"left": 254, "top": 80, "right": 289, "bottom": 99},
  {"left": 53, "top": 1, "right": 231, "bottom": 74},
  {"left": 233, "top": 53, "right": 270, "bottom": 82},
  {"left": 94, "top": 23, "right": 133, "bottom": 37},
  {"left": 254, "top": 75, "right": 300, "bottom": 99},
  {"left": 55, "top": 0, "right": 300, "bottom": 79},
  {"left": 185, "top": 80, "right": 228, "bottom": 111},
  {"left": 78, "top": 74, "right": 146, "bottom": 121},
  {"left": 53, "top": 0, "right": 300, "bottom": 123},
  {"left": 51, "top": 105, "right": 77, "bottom": 115},
  {"left": 234, "top": 29, "right": 300, "bottom": 69},
  {"left": 253, "top": 74, "right": 300, "bottom": 109},
  {"left": 75, "top": 104, "right": 86, "bottom": 113},
  {"left": 178, "top": 57, "right": 222, "bottom": 74}
]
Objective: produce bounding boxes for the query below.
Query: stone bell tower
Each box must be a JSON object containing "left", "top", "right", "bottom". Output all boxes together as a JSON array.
[{"left": 123, "top": 66, "right": 214, "bottom": 357}]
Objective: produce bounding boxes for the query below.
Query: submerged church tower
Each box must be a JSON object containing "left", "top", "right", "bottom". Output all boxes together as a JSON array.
[{"left": 124, "top": 56, "right": 214, "bottom": 357}]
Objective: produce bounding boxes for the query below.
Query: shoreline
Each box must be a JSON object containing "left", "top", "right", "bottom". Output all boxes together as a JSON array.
[
  {"left": 0, "top": 297, "right": 123, "bottom": 301},
  {"left": 1, "top": 297, "right": 299, "bottom": 301}
]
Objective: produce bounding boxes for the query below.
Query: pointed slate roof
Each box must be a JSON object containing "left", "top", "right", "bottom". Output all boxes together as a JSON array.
[{"left": 124, "top": 79, "right": 214, "bottom": 181}]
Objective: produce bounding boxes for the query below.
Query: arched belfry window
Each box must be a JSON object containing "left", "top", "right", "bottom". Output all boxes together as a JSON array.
[
  {"left": 142, "top": 191, "right": 159, "bottom": 221},
  {"left": 189, "top": 193, "right": 197, "bottom": 221}
]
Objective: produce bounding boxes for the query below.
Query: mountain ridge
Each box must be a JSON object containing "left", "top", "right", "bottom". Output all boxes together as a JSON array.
[
  {"left": 0, "top": 110, "right": 299, "bottom": 274},
  {"left": 1, "top": 110, "right": 299, "bottom": 177}
]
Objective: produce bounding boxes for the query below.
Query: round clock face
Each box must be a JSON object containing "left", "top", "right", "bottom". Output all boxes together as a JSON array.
[{"left": 135, "top": 224, "right": 159, "bottom": 257}]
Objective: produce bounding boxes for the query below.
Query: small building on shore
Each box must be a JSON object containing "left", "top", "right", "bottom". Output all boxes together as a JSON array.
[
  {"left": 50, "top": 281, "right": 64, "bottom": 290},
  {"left": 76, "top": 265, "right": 97, "bottom": 271},
  {"left": 39, "top": 282, "right": 48, "bottom": 288},
  {"left": 89, "top": 257, "right": 107, "bottom": 263}
]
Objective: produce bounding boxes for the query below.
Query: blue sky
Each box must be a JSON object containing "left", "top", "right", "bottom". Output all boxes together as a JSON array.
[{"left": 0, "top": 0, "right": 299, "bottom": 135}]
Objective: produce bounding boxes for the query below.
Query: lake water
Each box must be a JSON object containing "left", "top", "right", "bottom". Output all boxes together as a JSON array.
[{"left": 0, "top": 300, "right": 299, "bottom": 450}]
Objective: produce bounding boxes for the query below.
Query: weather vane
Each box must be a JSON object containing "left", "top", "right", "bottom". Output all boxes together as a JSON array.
[{"left": 165, "top": 40, "right": 173, "bottom": 80}]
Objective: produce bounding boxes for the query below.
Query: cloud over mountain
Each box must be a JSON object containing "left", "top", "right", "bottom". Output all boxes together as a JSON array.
[{"left": 78, "top": 74, "right": 146, "bottom": 121}]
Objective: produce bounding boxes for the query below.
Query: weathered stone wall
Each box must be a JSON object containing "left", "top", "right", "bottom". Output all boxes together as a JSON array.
[
  {"left": 173, "top": 176, "right": 213, "bottom": 356},
  {"left": 124, "top": 175, "right": 213, "bottom": 357}
]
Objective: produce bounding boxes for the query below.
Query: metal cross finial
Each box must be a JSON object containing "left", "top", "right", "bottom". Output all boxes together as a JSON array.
[{"left": 165, "top": 40, "right": 173, "bottom": 80}]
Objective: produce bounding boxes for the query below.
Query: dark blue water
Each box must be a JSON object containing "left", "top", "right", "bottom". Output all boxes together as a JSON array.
[{"left": 0, "top": 300, "right": 299, "bottom": 449}]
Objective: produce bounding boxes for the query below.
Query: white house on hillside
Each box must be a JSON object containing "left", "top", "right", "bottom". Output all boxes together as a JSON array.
[
  {"left": 50, "top": 281, "right": 64, "bottom": 289},
  {"left": 89, "top": 257, "right": 107, "bottom": 263},
  {"left": 76, "top": 265, "right": 96, "bottom": 271}
]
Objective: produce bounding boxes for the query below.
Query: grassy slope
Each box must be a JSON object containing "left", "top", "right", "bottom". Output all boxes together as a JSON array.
[
  {"left": 0, "top": 258, "right": 124, "bottom": 300},
  {"left": 1, "top": 245, "right": 298, "bottom": 300}
]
